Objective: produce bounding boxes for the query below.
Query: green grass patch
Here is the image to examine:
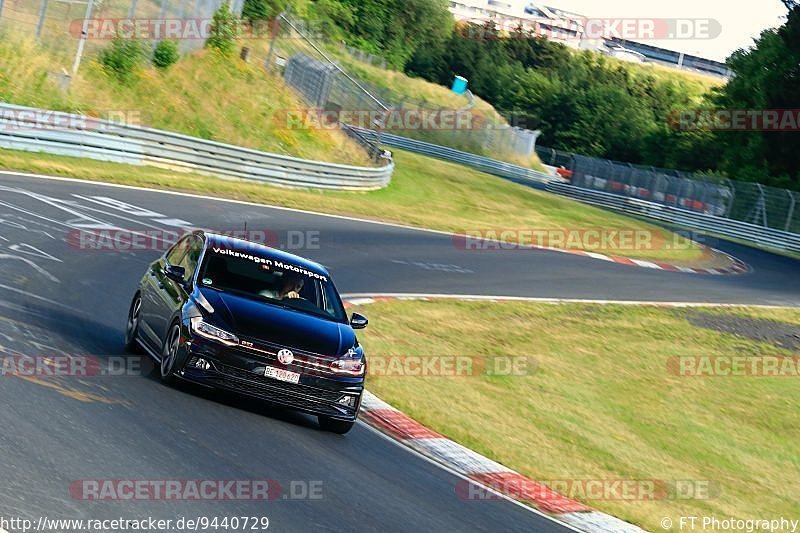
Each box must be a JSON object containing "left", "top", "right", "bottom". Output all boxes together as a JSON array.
[
  {"left": 0, "top": 147, "right": 708, "bottom": 264},
  {"left": 356, "top": 300, "right": 800, "bottom": 531},
  {"left": 0, "top": 30, "right": 370, "bottom": 166}
]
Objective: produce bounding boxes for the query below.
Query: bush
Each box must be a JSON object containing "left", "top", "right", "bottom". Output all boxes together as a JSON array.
[
  {"left": 242, "top": 0, "right": 286, "bottom": 22},
  {"left": 152, "top": 40, "right": 180, "bottom": 70},
  {"left": 99, "top": 35, "right": 144, "bottom": 82},
  {"left": 205, "top": 3, "right": 239, "bottom": 56}
]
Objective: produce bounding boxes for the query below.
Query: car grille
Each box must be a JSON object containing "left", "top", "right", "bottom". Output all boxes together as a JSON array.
[
  {"left": 231, "top": 338, "right": 337, "bottom": 375},
  {"left": 214, "top": 362, "right": 344, "bottom": 404}
]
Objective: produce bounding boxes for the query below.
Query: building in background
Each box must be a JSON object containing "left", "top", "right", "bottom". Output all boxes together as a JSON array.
[{"left": 447, "top": 1, "right": 731, "bottom": 77}]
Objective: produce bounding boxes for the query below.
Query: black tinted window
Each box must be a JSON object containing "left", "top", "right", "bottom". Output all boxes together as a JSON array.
[
  {"left": 199, "top": 246, "right": 346, "bottom": 322},
  {"left": 176, "top": 236, "right": 203, "bottom": 280},
  {"left": 166, "top": 236, "right": 189, "bottom": 265}
]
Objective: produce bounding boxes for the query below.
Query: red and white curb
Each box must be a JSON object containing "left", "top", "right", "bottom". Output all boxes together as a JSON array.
[
  {"left": 453, "top": 235, "right": 749, "bottom": 275},
  {"left": 562, "top": 247, "right": 749, "bottom": 275},
  {"left": 348, "top": 295, "right": 650, "bottom": 532},
  {"left": 359, "top": 391, "right": 645, "bottom": 533},
  {"left": 342, "top": 294, "right": 796, "bottom": 309}
]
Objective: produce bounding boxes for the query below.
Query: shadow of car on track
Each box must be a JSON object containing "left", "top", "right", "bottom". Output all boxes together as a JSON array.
[
  {"left": 134, "top": 354, "right": 334, "bottom": 434},
  {"left": 0, "top": 300, "right": 338, "bottom": 433}
]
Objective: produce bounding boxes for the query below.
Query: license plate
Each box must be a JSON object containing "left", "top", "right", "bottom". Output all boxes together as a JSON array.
[{"left": 264, "top": 366, "right": 301, "bottom": 384}]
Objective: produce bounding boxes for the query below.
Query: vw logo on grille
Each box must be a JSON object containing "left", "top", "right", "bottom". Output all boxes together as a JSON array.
[{"left": 277, "top": 349, "right": 294, "bottom": 365}]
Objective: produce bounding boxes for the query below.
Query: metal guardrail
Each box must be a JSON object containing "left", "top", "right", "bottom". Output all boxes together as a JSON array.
[
  {"left": 350, "top": 126, "right": 554, "bottom": 186},
  {"left": 0, "top": 103, "right": 394, "bottom": 190},
  {"left": 2, "top": 101, "right": 797, "bottom": 255},
  {"left": 546, "top": 182, "right": 800, "bottom": 255},
  {"left": 356, "top": 125, "right": 800, "bottom": 255}
]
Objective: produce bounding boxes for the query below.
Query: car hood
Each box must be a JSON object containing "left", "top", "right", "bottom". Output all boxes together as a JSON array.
[{"left": 197, "top": 288, "right": 355, "bottom": 357}]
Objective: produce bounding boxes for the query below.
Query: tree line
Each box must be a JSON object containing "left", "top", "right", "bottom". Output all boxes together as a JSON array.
[{"left": 243, "top": 0, "right": 800, "bottom": 190}]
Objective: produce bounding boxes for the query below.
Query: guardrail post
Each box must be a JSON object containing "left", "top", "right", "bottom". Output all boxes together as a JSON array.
[
  {"left": 35, "top": 0, "right": 49, "bottom": 39},
  {"left": 71, "top": 0, "right": 95, "bottom": 76},
  {"left": 725, "top": 179, "right": 735, "bottom": 218},
  {"left": 786, "top": 190, "right": 796, "bottom": 232},
  {"left": 754, "top": 183, "right": 768, "bottom": 227}
]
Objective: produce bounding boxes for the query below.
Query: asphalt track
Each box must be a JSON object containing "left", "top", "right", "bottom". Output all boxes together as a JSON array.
[{"left": 0, "top": 171, "right": 798, "bottom": 533}]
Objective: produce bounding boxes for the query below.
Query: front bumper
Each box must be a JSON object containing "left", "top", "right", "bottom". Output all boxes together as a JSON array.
[{"left": 178, "top": 336, "right": 364, "bottom": 421}]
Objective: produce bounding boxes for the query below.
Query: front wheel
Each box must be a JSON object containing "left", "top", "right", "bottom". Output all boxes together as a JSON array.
[
  {"left": 160, "top": 322, "right": 183, "bottom": 384},
  {"left": 318, "top": 416, "right": 355, "bottom": 434},
  {"left": 124, "top": 294, "right": 143, "bottom": 353}
]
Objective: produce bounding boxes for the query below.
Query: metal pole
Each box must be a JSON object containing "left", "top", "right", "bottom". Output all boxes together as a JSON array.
[
  {"left": 278, "top": 13, "right": 388, "bottom": 113},
  {"left": 725, "top": 179, "right": 735, "bottom": 218},
  {"left": 128, "top": 0, "right": 138, "bottom": 19},
  {"left": 0, "top": 0, "right": 4, "bottom": 19},
  {"left": 153, "top": 0, "right": 169, "bottom": 45},
  {"left": 71, "top": 0, "right": 94, "bottom": 76},
  {"left": 36, "top": 0, "right": 49, "bottom": 39},
  {"left": 785, "top": 190, "right": 796, "bottom": 232},
  {"left": 264, "top": 11, "right": 281, "bottom": 70},
  {"left": 756, "top": 183, "right": 768, "bottom": 227}
]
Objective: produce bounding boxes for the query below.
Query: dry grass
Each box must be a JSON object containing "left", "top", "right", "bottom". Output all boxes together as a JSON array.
[
  {"left": 356, "top": 300, "right": 800, "bottom": 531},
  {"left": 0, "top": 28, "right": 370, "bottom": 165}
]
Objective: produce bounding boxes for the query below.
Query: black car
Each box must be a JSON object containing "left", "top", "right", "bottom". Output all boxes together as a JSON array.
[{"left": 124, "top": 231, "right": 368, "bottom": 434}]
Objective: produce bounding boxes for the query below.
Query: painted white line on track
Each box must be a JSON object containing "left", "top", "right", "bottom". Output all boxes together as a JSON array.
[
  {"left": 584, "top": 252, "right": 613, "bottom": 261},
  {"left": 0, "top": 170, "right": 746, "bottom": 274},
  {"left": 0, "top": 170, "right": 463, "bottom": 237},
  {"left": 341, "top": 293, "right": 799, "bottom": 309},
  {"left": 630, "top": 259, "right": 661, "bottom": 269},
  {"left": 356, "top": 420, "right": 582, "bottom": 533},
  {"left": 0, "top": 283, "right": 76, "bottom": 310}
]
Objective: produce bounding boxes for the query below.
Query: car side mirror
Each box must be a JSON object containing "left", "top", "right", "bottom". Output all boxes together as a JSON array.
[
  {"left": 350, "top": 313, "right": 368, "bottom": 330},
  {"left": 165, "top": 264, "right": 186, "bottom": 283}
]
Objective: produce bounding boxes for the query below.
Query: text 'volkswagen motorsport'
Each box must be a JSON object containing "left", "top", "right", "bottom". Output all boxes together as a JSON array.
[{"left": 124, "top": 231, "right": 369, "bottom": 434}]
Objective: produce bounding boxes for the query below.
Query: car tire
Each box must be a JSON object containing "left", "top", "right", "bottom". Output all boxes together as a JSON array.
[
  {"left": 124, "top": 294, "right": 143, "bottom": 353},
  {"left": 160, "top": 322, "right": 184, "bottom": 385},
  {"left": 318, "top": 416, "right": 355, "bottom": 434}
]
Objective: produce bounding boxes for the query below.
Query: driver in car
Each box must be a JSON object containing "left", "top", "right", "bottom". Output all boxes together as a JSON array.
[{"left": 260, "top": 273, "right": 304, "bottom": 300}]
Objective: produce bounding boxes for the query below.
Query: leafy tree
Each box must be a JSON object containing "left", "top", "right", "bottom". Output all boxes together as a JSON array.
[
  {"left": 288, "top": 0, "right": 800, "bottom": 188},
  {"left": 99, "top": 35, "right": 144, "bottom": 82},
  {"left": 332, "top": 0, "right": 453, "bottom": 69},
  {"left": 242, "top": 0, "right": 287, "bottom": 22},
  {"left": 205, "top": 3, "right": 240, "bottom": 56},
  {"left": 709, "top": 1, "right": 800, "bottom": 189},
  {"left": 152, "top": 40, "right": 180, "bottom": 70}
]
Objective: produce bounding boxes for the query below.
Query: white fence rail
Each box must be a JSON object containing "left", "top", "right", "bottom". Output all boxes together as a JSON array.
[
  {"left": 358, "top": 126, "right": 800, "bottom": 255},
  {"left": 351, "top": 126, "right": 554, "bottom": 185},
  {"left": 0, "top": 103, "right": 394, "bottom": 190},
  {"left": 546, "top": 182, "right": 800, "bottom": 255}
]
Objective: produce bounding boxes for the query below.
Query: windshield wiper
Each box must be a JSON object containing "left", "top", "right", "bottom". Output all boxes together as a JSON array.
[{"left": 201, "top": 284, "right": 224, "bottom": 292}]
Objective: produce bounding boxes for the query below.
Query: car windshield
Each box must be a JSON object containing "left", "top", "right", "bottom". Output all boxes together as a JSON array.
[{"left": 198, "top": 245, "right": 347, "bottom": 322}]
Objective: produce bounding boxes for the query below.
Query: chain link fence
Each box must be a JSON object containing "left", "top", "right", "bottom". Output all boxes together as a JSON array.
[
  {"left": 566, "top": 154, "right": 800, "bottom": 233},
  {"left": 4, "top": 1, "right": 797, "bottom": 232},
  {"left": 269, "top": 13, "right": 542, "bottom": 164},
  {"left": 1, "top": 0, "right": 229, "bottom": 53}
]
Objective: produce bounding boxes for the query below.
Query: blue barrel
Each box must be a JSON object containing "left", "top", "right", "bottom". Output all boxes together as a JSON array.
[{"left": 451, "top": 75, "right": 468, "bottom": 95}]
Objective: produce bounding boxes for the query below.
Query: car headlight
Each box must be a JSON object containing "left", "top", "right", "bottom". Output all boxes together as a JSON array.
[
  {"left": 190, "top": 317, "right": 239, "bottom": 346},
  {"left": 329, "top": 358, "right": 365, "bottom": 376}
]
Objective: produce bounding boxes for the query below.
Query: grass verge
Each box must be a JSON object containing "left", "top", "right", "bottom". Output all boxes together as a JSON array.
[
  {"left": 0, "top": 30, "right": 370, "bottom": 166},
  {"left": 0, "top": 147, "right": 710, "bottom": 264},
  {"left": 355, "top": 299, "right": 800, "bottom": 531}
]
